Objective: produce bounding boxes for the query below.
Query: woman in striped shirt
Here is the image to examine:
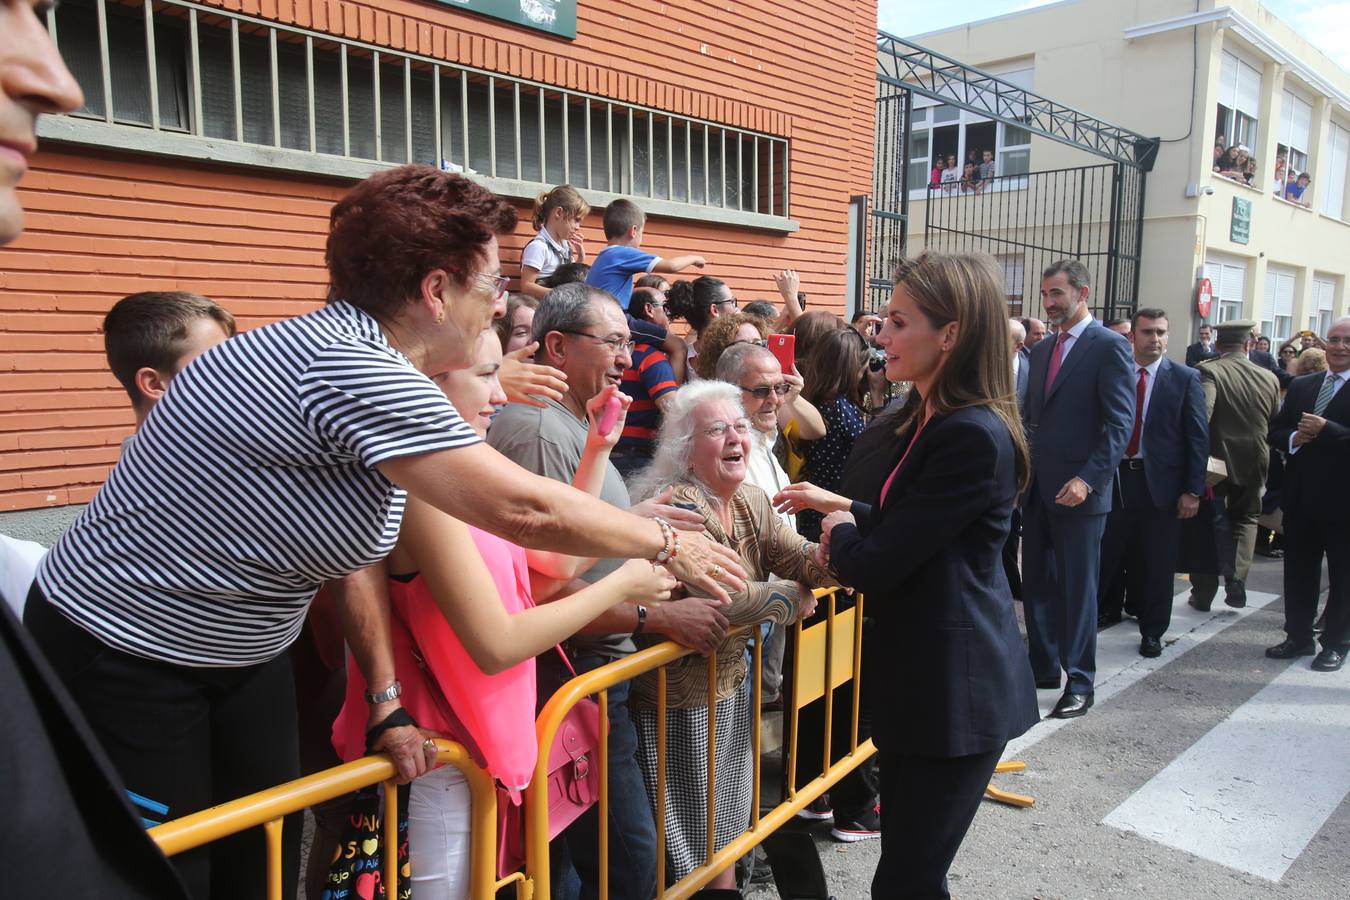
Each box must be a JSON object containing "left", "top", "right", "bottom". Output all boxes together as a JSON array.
[{"left": 26, "top": 166, "right": 745, "bottom": 898}]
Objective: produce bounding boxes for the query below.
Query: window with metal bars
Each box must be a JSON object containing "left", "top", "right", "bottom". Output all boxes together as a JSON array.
[{"left": 50, "top": 0, "right": 790, "bottom": 219}]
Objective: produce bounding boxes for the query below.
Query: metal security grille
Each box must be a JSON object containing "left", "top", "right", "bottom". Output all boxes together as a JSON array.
[
  {"left": 921, "top": 163, "right": 1147, "bottom": 322},
  {"left": 47, "top": 0, "right": 790, "bottom": 217},
  {"left": 871, "top": 33, "right": 1153, "bottom": 321},
  {"left": 867, "top": 79, "right": 911, "bottom": 315}
]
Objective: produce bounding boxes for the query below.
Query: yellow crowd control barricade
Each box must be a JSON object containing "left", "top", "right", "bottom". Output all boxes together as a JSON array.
[
  {"left": 526, "top": 586, "right": 884, "bottom": 899},
  {"left": 150, "top": 585, "right": 1032, "bottom": 900},
  {"left": 148, "top": 740, "right": 516, "bottom": 900}
]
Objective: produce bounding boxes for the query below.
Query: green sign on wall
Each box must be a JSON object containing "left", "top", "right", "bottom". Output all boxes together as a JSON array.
[
  {"left": 436, "top": 0, "right": 577, "bottom": 39},
  {"left": 1231, "top": 196, "right": 1251, "bottom": 245}
]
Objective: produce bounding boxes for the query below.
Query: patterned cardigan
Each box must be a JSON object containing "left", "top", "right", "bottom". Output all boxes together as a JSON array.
[{"left": 631, "top": 479, "right": 835, "bottom": 709}]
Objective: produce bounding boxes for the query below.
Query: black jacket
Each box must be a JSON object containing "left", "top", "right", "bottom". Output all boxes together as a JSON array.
[
  {"left": 829, "top": 405, "right": 1039, "bottom": 757},
  {"left": 1269, "top": 370, "right": 1350, "bottom": 521}
]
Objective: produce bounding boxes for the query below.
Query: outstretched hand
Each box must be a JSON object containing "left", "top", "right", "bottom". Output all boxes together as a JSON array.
[
  {"left": 630, "top": 485, "right": 707, "bottom": 532},
  {"left": 499, "top": 342, "right": 567, "bottom": 408}
]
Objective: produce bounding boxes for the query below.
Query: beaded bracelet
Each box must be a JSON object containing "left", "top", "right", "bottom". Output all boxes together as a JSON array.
[{"left": 653, "top": 516, "right": 675, "bottom": 563}]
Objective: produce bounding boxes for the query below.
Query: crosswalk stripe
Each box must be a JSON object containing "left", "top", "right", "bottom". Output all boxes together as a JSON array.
[
  {"left": 1102, "top": 658, "right": 1350, "bottom": 881},
  {"left": 1004, "top": 589, "right": 1281, "bottom": 759}
]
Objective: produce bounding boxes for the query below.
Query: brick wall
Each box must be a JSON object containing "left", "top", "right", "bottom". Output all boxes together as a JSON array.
[{"left": 1, "top": 0, "right": 877, "bottom": 511}]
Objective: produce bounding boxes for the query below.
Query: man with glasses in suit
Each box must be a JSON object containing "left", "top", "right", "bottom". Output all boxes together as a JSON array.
[{"left": 1266, "top": 318, "right": 1350, "bottom": 672}]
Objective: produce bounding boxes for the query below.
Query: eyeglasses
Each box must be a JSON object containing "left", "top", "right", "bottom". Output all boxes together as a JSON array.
[
  {"left": 703, "top": 418, "right": 753, "bottom": 438},
  {"left": 731, "top": 338, "right": 768, "bottom": 348},
  {"left": 740, "top": 382, "right": 791, "bottom": 400},
  {"left": 472, "top": 272, "right": 510, "bottom": 298},
  {"left": 559, "top": 329, "right": 636, "bottom": 354},
  {"left": 713, "top": 298, "right": 738, "bottom": 309},
  {"left": 1326, "top": 336, "right": 1350, "bottom": 346}
]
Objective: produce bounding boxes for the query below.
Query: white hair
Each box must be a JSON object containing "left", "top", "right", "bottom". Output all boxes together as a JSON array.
[{"left": 628, "top": 380, "right": 745, "bottom": 503}]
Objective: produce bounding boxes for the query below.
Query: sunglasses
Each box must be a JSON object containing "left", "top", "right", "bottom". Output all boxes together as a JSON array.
[{"left": 740, "top": 382, "right": 791, "bottom": 400}]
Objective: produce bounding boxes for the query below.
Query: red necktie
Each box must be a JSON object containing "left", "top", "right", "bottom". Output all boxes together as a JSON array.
[
  {"left": 1125, "top": 367, "right": 1147, "bottom": 457},
  {"left": 1045, "top": 330, "right": 1070, "bottom": 390}
]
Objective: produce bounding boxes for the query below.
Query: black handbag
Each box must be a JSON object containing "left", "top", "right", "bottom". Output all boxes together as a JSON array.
[{"left": 323, "top": 780, "right": 412, "bottom": 900}]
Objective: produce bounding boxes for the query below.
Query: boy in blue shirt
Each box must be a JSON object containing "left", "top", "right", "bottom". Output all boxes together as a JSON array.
[
  {"left": 1283, "top": 173, "right": 1311, "bottom": 208},
  {"left": 587, "top": 199, "right": 706, "bottom": 309},
  {"left": 587, "top": 198, "right": 702, "bottom": 382}
]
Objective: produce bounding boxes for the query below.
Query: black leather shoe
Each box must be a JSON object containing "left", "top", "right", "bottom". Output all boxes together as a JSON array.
[
  {"left": 1188, "top": 593, "right": 1212, "bottom": 612},
  {"left": 1312, "top": 648, "right": 1346, "bottom": 672},
  {"left": 1034, "top": 675, "right": 1061, "bottom": 690},
  {"left": 1140, "top": 636, "right": 1162, "bottom": 658},
  {"left": 1224, "top": 581, "right": 1247, "bottom": 609},
  {"left": 1048, "top": 691, "right": 1093, "bottom": 719},
  {"left": 1255, "top": 545, "right": 1284, "bottom": 559},
  {"left": 1265, "top": 638, "right": 1316, "bottom": 659}
]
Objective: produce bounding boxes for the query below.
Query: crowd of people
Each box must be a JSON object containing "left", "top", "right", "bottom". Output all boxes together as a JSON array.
[
  {"left": 3, "top": 9, "right": 1348, "bottom": 900},
  {"left": 928, "top": 147, "right": 1000, "bottom": 194},
  {"left": 1211, "top": 140, "right": 1314, "bottom": 207}
]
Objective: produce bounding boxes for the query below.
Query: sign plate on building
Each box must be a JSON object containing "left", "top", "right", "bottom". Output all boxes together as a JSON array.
[
  {"left": 436, "top": 0, "right": 577, "bottom": 38},
  {"left": 1231, "top": 197, "right": 1251, "bottom": 245},
  {"left": 1197, "top": 277, "right": 1213, "bottom": 319}
]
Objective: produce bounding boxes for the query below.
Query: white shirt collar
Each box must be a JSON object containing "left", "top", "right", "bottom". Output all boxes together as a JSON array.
[{"left": 1060, "top": 314, "right": 1093, "bottom": 341}]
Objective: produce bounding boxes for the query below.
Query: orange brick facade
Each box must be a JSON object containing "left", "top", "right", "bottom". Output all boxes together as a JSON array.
[{"left": 1, "top": 0, "right": 878, "bottom": 512}]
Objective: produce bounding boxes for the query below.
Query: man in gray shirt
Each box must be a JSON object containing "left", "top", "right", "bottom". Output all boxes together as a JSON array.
[{"left": 488, "top": 283, "right": 726, "bottom": 900}]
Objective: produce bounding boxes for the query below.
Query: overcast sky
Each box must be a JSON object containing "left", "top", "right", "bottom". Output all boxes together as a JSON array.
[{"left": 878, "top": 0, "right": 1350, "bottom": 72}]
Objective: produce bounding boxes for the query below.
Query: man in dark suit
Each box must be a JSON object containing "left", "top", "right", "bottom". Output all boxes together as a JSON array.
[
  {"left": 1189, "top": 321, "right": 1281, "bottom": 610},
  {"left": 1021, "top": 316, "right": 1048, "bottom": 355},
  {"left": 1022, "top": 259, "right": 1135, "bottom": 718},
  {"left": 1011, "top": 317, "right": 1031, "bottom": 408},
  {"left": 1186, "top": 323, "right": 1217, "bottom": 367},
  {"left": 1004, "top": 318, "right": 1030, "bottom": 601},
  {"left": 1098, "top": 309, "right": 1209, "bottom": 657},
  {"left": 1266, "top": 317, "right": 1350, "bottom": 671}
]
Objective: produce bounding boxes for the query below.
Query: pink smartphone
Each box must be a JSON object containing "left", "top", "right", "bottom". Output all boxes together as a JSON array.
[
  {"left": 768, "top": 334, "right": 795, "bottom": 373},
  {"left": 597, "top": 395, "right": 623, "bottom": 437}
]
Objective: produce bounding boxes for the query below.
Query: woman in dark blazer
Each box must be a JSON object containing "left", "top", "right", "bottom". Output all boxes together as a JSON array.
[{"left": 776, "top": 252, "right": 1039, "bottom": 898}]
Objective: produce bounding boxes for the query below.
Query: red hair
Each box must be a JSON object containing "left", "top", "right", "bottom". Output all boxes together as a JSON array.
[{"left": 326, "top": 165, "right": 517, "bottom": 318}]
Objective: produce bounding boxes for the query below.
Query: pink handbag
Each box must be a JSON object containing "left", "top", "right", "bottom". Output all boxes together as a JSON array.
[{"left": 496, "top": 647, "right": 601, "bottom": 876}]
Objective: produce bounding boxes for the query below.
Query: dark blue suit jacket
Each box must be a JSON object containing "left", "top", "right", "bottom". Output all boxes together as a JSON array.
[
  {"left": 829, "top": 405, "right": 1039, "bottom": 757},
  {"left": 1268, "top": 370, "right": 1350, "bottom": 522},
  {"left": 1014, "top": 353, "right": 1030, "bottom": 410},
  {"left": 1023, "top": 321, "right": 1135, "bottom": 515},
  {"left": 1134, "top": 358, "right": 1209, "bottom": 510}
]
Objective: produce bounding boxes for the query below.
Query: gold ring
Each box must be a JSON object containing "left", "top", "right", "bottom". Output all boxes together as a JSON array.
[
  {"left": 423, "top": 739, "right": 437, "bottom": 750},
  {"left": 708, "top": 564, "right": 722, "bottom": 578}
]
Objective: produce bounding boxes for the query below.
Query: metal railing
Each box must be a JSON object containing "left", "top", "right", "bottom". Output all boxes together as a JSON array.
[
  {"left": 149, "top": 586, "right": 1034, "bottom": 897},
  {"left": 148, "top": 739, "right": 510, "bottom": 900},
  {"left": 47, "top": 0, "right": 790, "bottom": 217},
  {"left": 527, "top": 586, "right": 877, "bottom": 898}
]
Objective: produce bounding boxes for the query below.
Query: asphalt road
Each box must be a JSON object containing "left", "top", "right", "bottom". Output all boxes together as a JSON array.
[{"left": 762, "top": 555, "right": 1350, "bottom": 899}]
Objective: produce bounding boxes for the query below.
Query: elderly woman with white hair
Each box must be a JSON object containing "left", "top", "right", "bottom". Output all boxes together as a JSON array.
[{"left": 628, "top": 380, "right": 833, "bottom": 887}]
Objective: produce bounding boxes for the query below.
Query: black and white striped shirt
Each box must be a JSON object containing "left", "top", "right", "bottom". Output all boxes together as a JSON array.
[{"left": 37, "top": 301, "right": 478, "bottom": 667}]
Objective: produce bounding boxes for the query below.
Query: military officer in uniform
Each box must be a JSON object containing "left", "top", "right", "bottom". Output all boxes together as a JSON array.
[{"left": 1189, "top": 320, "right": 1282, "bottom": 610}]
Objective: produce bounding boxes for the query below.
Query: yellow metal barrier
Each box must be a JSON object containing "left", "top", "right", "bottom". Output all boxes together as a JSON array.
[
  {"left": 149, "top": 740, "right": 512, "bottom": 900},
  {"left": 526, "top": 586, "right": 883, "bottom": 899},
  {"left": 149, "top": 585, "right": 1033, "bottom": 899}
]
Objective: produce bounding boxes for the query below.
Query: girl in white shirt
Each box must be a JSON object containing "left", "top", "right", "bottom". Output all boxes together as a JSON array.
[{"left": 519, "top": 184, "right": 589, "bottom": 299}]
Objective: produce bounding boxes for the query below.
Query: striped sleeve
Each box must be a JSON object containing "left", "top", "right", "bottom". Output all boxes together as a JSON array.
[
  {"left": 637, "top": 349, "right": 678, "bottom": 399},
  {"left": 298, "top": 338, "right": 480, "bottom": 467}
]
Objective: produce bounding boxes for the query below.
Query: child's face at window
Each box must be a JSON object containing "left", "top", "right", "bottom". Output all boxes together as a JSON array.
[{"left": 982, "top": 151, "right": 993, "bottom": 162}]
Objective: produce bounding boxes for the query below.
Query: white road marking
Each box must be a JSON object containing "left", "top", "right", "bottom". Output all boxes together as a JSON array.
[
  {"left": 1102, "top": 659, "right": 1350, "bottom": 881},
  {"left": 1004, "top": 589, "right": 1280, "bottom": 759}
]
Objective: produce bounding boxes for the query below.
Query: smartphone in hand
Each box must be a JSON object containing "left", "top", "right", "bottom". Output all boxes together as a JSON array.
[{"left": 768, "top": 334, "right": 795, "bottom": 374}]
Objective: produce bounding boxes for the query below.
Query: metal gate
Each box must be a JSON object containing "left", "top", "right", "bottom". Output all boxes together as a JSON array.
[{"left": 869, "top": 33, "right": 1157, "bottom": 322}]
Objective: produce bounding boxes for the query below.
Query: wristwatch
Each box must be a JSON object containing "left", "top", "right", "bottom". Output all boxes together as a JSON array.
[
  {"left": 632, "top": 604, "right": 648, "bottom": 636},
  {"left": 365, "top": 680, "right": 402, "bottom": 704}
]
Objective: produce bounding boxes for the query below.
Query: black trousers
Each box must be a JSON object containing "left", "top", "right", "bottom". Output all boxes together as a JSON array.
[
  {"left": 1282, "top": 514, "right": 1350, "bottom": 650},
  {"left": 1098, "top": 466, "right": 1181, "bottom": 640},
  {"left": 871, "top": 745, "right": 1003, "bottom": 899},
  {"left": 25, "top": 590, "right": 302, "bottom": 900}
]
